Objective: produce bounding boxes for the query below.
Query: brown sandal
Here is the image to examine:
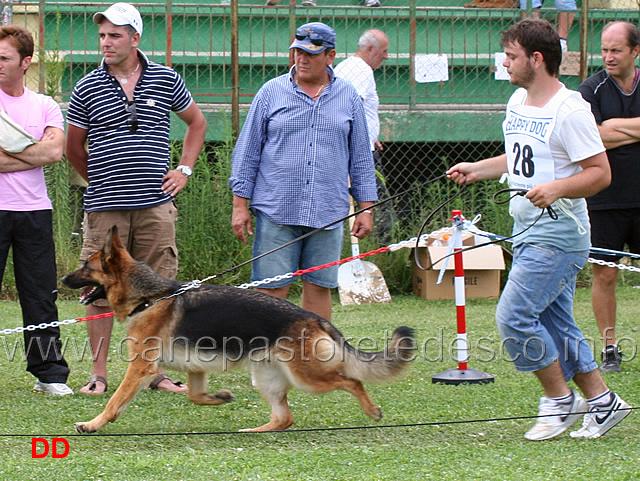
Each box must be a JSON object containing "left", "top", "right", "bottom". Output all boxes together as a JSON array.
[
  {"left": 79, "top": 375, "right": 108, "bottom": 394},
  {"left": 148, "top": 374, "right": 187, "bottom": 391}
]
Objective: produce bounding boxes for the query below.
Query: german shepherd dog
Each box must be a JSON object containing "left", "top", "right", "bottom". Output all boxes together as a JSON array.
[{"left": 62, "top": 226, "right": 415, "bottom": 433}]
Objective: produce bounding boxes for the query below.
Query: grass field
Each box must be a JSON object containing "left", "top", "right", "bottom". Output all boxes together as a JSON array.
[{"left": 0, "top": 287, "right": 638, "bottom": 481}]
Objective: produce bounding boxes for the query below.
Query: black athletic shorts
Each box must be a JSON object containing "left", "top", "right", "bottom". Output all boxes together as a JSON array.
[{"left": 588, "top": 208, "right": 640, "bottom": 262}]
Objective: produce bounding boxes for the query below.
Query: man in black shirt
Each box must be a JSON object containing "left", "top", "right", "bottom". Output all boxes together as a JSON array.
[{"left": 578, "top": 21, "right": 640, "bottom": 373}]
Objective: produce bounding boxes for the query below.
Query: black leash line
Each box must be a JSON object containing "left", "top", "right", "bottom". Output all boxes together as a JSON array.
[
  {"left": 210, "top": 174, "right": 448, "bottom": 280},
  {"left": 416, "top": 187, "right": 557, "bottom": 271},
  {"left": 413, "top": 184, "right": 467, "bottom": 271},
  {"left": 2, "top": 406, "right": 635, "bottom": 438}
]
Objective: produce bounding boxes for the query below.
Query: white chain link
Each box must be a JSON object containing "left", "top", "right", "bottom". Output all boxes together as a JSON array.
[
  {"left": 461, "top": 219, "right": 640, "bottom": 273},
  {"left": 460, "top": 215, "right": 509, "bottom": 243},
  {"left": 387, "top": 227, "right": 454, "bottom": 252},
  {"left": 587, "top": 257, "right": 640, "bottom": 273},
  {"left": 5, "top": 223, "right": 635, "bottom": 336},
  {"left": 0, "top": 317, "right": 79, "bottom": 336},
  {"left": 462, "top": 219, "right": 640, "bottom": 273},
  {"left": 1, "top": 225, "right": 453, "bottom": 336},
  {"left": 237, "top": 273, "right": 295, "bottom": 289}
]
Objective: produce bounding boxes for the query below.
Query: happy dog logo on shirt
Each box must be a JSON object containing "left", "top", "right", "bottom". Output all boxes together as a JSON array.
[{"left": 504, "top": 109, "right": 552, "bottom": 144}]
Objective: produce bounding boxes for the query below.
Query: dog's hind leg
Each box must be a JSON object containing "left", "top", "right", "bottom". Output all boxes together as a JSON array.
[
  {"left": 240, "top": 364, "right": 294, "bottom": 432},
  {"left": 290, "top": 364, "right": 383, "bottom": 421},
  {"left": 75, "top": 359, "right": 157, "bottom": 433},
  {"left": 334, "top": 377, "right": 382, "bottom": 421},
  {"left": 187, "top": 372, "right": 235, "bottom": 405}
]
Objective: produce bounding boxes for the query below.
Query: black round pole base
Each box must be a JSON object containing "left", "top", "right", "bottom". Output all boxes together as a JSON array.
[{"left": 432, "top": 368, "right": 495, "bottom": 385}]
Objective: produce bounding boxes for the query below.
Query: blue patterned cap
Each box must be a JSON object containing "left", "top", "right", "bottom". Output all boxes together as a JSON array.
[{"left": 289, "top": 22, "right": 336, "bottom": 54}]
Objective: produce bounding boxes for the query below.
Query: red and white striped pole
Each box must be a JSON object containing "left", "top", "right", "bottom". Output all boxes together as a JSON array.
[
  {"left": 452, "top": 209, "right": 469, "bottom": 371},
  {"left": 431, "top": 209, "right": 494, "bottom": 385}
]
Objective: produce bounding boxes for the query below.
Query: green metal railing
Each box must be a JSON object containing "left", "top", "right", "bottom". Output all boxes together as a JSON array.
[
  {"left": 22, "top": 1, "right": 637, "bottom": 105},
  {"left": 5, "top": 1, "right": 638, "bottom": 190}
]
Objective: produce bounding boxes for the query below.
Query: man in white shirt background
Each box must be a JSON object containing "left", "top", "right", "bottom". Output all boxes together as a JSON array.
[{"left": 334, "top": 30, "right": 394, "bottom": 242}]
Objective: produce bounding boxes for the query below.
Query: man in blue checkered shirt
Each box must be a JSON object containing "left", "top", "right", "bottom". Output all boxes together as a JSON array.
[{"left": 230, "top": 22, "right": 377, "bottom": 320}]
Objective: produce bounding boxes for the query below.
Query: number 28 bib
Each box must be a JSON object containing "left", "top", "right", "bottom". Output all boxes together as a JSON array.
[
  {"left": 504, "top": 105, "right": 555, "bottom": 189},
  {"left": 503, "top": 88, "right": 573, "bottom": 189}
]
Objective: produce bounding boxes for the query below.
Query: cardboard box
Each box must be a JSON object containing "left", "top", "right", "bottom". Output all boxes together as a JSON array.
[{"left": 412, "top": 245, "right": 505, "bottom": 300}]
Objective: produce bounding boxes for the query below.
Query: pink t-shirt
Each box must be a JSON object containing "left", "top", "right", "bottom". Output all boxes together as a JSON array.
[{"left": 0, "top": 87, "right": 64, "bottom": 211}]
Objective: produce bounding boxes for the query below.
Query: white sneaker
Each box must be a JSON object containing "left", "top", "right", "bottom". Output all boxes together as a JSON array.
[
  {"left": 33, "top": 380, "right": 74, "bottom": 396},
  {"left": 524, "top": 391, "right": 586, "bottom": 441},
  {"left": 570, "top": 392, "right": 630, "bottom": 439},
  {"left": 301, "top": 0, "right": 317, "bottom": 5},
  {"left": 365, "top": 0, "right": 381, "bottom": 6}
]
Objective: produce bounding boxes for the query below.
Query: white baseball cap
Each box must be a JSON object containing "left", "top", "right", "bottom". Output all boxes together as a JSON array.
[{"left": 93, "top": 3, "right": 143, "bottom": 36}]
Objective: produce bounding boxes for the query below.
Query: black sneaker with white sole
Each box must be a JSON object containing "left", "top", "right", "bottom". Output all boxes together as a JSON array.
[{"left": 600, "top": 345, "right": 622, "bottom": 373}]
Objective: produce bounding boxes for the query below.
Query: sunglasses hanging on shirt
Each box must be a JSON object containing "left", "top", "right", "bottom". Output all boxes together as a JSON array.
[{"left": 124, "top": 101, "right": 138, "bottom": 133}]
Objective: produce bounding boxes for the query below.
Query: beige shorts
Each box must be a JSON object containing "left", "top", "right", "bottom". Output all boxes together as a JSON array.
[{"left": 80, "top": 202, "right": 179, "bottom": 307}]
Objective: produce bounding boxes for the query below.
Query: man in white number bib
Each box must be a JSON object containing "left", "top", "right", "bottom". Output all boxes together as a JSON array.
[{"left": 447, "top": 19, "right": 630, "bottom": 441}]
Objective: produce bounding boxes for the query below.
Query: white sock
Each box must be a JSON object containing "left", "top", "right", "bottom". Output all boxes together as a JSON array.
[
  {"left": 551, "top": 392, "right": 573, "bottom": 404},
  {"left": 588, "top": 390, "right": 612, "bottom": 406}
]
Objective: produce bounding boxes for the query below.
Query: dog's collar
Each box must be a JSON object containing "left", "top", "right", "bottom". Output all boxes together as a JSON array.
[
  {"left": 129, "top": 291, "right": 178, "bottom": 317},
  {"left": 130, "top": 302, "right": 152, "bottom": 316}
]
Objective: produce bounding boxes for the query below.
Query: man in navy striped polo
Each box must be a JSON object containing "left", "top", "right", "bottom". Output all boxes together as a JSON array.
[{"left": 65, "top": 2, "right": 207, "bottom": 395}]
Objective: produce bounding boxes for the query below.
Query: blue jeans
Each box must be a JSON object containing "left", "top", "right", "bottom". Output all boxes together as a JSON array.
[
  {"left": 496, "top": 243, "right": 597, "bottom": 381},
  {"left": 252, "top": 210, "right": 343, "bottom": 288}
]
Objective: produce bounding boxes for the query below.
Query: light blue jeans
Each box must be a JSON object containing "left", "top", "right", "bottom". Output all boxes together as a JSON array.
[
  {"left": 251, "top": 210, "right": 343, "bottom": 288},
  {"left": 496, "top": 243, "right": 597, "bottom": 381}
]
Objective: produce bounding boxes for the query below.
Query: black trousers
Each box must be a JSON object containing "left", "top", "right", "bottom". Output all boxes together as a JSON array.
[{"left": 0, "top": 210, "right": 69, "bottom": 383}]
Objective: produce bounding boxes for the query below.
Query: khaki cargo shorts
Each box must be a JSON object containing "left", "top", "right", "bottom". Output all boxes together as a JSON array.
[{"left": 80, "top": 202, "right": 178, "bottom": 307}]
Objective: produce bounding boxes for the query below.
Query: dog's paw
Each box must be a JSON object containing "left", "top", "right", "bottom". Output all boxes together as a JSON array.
[
  {"left": 368, "top": 406, "right": 383, "bottom": 421},
  {"left": 214, "top": 390, "right": 235, "bottom": 403},
  {"left": 74, "top": 422, "right": 96, "bottom": 434}
]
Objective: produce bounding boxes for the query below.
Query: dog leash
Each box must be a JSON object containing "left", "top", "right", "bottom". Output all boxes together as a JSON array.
[
  {"left": 412, "top": 184, "right": 466, "bottom": 271},
  {"left": 417, "top": 187, "right": 558, "bottom": 270},
  {"left": 202, "top": 173, "right": 449, "bottom": 282},
  {"left": 131, "top": 174, "right": 449, "bottom": 305}
]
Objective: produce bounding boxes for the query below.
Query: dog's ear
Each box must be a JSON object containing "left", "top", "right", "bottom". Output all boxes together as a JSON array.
[{"left": 102, "top": 225, "right": 126, "bottom": 271}]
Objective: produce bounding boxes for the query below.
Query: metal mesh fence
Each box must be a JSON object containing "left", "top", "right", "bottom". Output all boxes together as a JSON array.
[
  {"left": 9, "top": 1, "right": 640, "bottom": 223},
  {"left": 25, "top": 1, "right": 638, "bottom": 103},
  {"left": 0, "top": 0, "right": 636, "bottom": 295}
]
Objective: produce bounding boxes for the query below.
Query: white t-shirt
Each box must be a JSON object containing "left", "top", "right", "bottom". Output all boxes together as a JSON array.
[
  {"left": 503, "top": 85, "right": 606, "bottom": 252},
  {"left": 0, "top": 87, "right": 64, "bottom": 211},
  {"left": 334, "top": 56, "right": 379, "bottom": 151}
]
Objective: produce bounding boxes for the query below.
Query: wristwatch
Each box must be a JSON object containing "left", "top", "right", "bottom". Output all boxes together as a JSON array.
[{"left": 176, "top": 165, "right": 193, "bottom": 177}]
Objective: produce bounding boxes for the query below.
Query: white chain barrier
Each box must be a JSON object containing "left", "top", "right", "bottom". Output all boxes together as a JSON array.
[
  {"left": 459, "top": 214, "right": 640, "bottom": 273},
  {"left": 587, "top": 257, "right": 640, "bottom": 273},
  {"left": 2, "top": 219, "right": 637, "bottom": 336},
  {"left": 0, "top": 318, "right": 81, "bottom": 336}
]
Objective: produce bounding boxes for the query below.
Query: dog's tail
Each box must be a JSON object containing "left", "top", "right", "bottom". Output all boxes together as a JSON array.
[{"left": 340, "top": 326, "right": 416, "bottom": 383}]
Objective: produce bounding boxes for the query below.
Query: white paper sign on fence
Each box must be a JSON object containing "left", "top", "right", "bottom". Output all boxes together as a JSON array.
[
  {"left": 494, "top": 52, "right": 510, "bottom": 81},
  {"left": 414, "top": 54, "right": 449, "bottom": 83}
]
